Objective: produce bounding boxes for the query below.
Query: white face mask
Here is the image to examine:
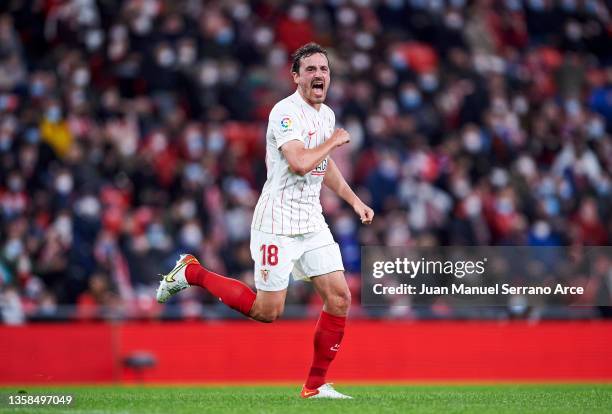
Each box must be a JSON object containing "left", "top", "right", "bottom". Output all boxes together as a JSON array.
[
  {"left": 207, "top": 129, "right": 225, "bottom": 154},
  {"left": 85, "top": 29, "right": 104, "bottom": 51},
  {"left": 355, "top": 32, "right": 375, "bottom": 50},
  {"left": 54, "top": 215, "right": 73, "bottom": 243},
  {"left": 178, "top": 199, "right": 197, "bottom": 220},
  {"left": 157, "top": 48, "right": 175, "bottom": 67},
  {"left": 199, "top": 63, "right": 219, "bottom": 86},
  {"left": 268, "top": 48, "right": 286, "bottom": 68},
  {"left": 133, "top": 16, "right": 152, "bottom": 35},
  {"left": 464, "top": 195, "right": 482, "bottom": 217},
  {"left": 46, "top": 106, "right": 62, "bottom": 122},
  {"left": 452, "top": 178, "right": 471, "bottom": 199},
  {"left": 186, "top": 131, "right": 204, "bottom": 155},
  {"left": 178, "top": 44, "right": 196, "bottom": 66},
  {"left": 516, "top": 156, "right": 536, "bottom": 178},
  {"left": 334, "top": 215, "right": 356, "bottom": 236},
  {"left": 253, "top": 27, "right": 273, "bottom": 48},
  {"left": 587, "top": 117, "right": 605, "bottom": 139},
  {"left": 77, "top": 195, "right": 101, "bottom": 217},
  {"left": 4, "top": 238, "right": 23, "bottom": 260},
  {"left": 8, "top": 174, "right": 23, "bottom": 192},
  {"left": 533, "top": 221, "right": 551, "bottom": 239},
  {"left": 181, "top": 223, "right": 203, "bottom": 248},
  {"left": 0, "top": 134, "right": 12, "bottom": 151},
  {"left": 73, "top": 68, "right": 90, "bottom": 87},
  {"left": 463, "top": 130, "right": 481, "bottom": 153},
  {"left": 55, "top": 172, "right": 74, "bottom": 195},
  {"left": 289, "top": 4, "right": 308, "bottom": 21}
]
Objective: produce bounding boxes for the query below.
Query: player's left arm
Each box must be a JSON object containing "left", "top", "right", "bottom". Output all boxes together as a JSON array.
[{"left": 323, "top": 157, "right": 374, "bottom": 224}]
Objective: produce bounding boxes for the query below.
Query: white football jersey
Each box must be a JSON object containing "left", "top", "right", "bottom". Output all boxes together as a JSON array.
[{"left": 251, "top": 90, "right": 335, "bottom": 235}]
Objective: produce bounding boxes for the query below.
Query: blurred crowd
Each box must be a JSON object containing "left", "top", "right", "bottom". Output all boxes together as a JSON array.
[{"left": 0, "top": 0, "right": 611, "bottom": 323}]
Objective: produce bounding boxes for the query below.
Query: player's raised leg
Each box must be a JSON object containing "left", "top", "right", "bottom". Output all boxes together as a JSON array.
[
  {"left": 156, "top": 254, "right": 256, "bottom": 317},
  {"left": 157, "top": 254, "right": 289, "bottom": 323},
  {"left": 301, "top": 270, "right": 352, "bottom": 399}
]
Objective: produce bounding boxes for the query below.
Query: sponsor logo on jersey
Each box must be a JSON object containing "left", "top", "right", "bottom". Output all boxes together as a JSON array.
[
  {"left": 280, "top": 116, "right": 292, "bottom": 131},
  {"left": 312, "top": 158, "right": 328, "bottom": 175},
  {"left": 330, "top": 343, "right": 340, "bottom": 352}
]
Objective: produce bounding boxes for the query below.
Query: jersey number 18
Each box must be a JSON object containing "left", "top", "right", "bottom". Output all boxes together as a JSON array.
[{"left": 260, "top": 244, "right": 279, "bottom": 266}]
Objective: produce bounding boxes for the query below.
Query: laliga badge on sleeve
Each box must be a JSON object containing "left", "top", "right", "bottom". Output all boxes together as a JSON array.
[{"left": 280, "top": 116, "right": 292, "bottom": 132}]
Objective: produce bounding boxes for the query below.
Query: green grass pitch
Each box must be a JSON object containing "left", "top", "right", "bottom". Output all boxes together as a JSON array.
[{"left": 1, "top": 384, "right": 611, "bottom": 413}]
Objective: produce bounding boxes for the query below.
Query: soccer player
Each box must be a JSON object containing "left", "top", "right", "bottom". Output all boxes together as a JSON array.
[{"left": 157, "top": 43, "right": 374, "bottom": 399}]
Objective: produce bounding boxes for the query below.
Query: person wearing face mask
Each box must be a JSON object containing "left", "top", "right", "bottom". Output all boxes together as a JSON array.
[
  {"left": 40, "top": 101, "right": 73, "bottom": 157},
  {"left": 156, "top": 43, "right": 374, "bottom": 400}
]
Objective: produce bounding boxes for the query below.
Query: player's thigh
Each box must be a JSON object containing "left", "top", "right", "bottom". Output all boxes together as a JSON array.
[
  {"left": 293, "top": 228, "right": 344, "bottom": 283},
  {"left": 250, "top": 229, "right": 299, "bottom": 292}
]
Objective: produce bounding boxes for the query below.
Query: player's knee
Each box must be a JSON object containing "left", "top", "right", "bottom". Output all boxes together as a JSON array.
[
  {"left": 328, "top": 288, "right": 351, "bottom": 315},
  {"left": 258, "top": 309, "right": 282, "bottom": 323},
  {"left": 251, "top": 304, "right": 284, "bottom": 323}
]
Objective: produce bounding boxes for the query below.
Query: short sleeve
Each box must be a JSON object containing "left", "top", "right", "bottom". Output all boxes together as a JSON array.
[
  {"left": 328, "top": 107, "right": 336, "bottom": 134},
  {"left": 270, "top": 106, "right": 304, "bottom": 149}
]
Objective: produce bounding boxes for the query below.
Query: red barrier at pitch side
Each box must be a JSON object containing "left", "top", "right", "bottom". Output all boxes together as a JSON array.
[
  {"left": 1, "top": 323, "right": 115, "bottom": 383},
  {"left": 2, "top": 321, "right": 611, "bottom": 384}
]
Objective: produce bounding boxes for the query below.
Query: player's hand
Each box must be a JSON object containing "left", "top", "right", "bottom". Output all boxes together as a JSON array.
[
  {"left": 330, "top": 128, "right": 350, "bottom": 148},
  {"left": 353, "top": 200, "right": 374, "bottom": 225}
]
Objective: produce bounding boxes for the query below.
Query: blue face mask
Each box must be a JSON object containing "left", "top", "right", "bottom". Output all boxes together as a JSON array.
[
  {"left": 528, "top": 0, "right": 545, "bottom": 11},
  {"left": 401, "top": 90, "right": 422, "bottom": 109},
  {"left": 46, "top": 106, "right": 62, "bottom": 122},
  {"left": 4, "top": 239, "right": 23, "bottom": 260},
  {"left": 587, "top": 119, "right": 605, "bottom": 139},
  {"left": 420, "top": 75, "right": 438, "bottom": 92},
  {"left": 147, "top": 224, "right": 167, "bottom": 249},
  {"left": 25, "top": 128, "right": 40, "bottom": 144},
  {"left": 561, "top": 0, "right": 576, "bottom": 11},
  {"left": 216, "top": 28, "right": 234, "bottom": 45},
  {"left": 0, "top": 135, "right": 11, "bottom": 151},
  {"left": 30, "top": 81, "right": 46, "bottom": 97},
  {"left": 596, "top": 179, "right": 610, "bottom": 196},
  {"left": 390, "top": 53, "right": 408, "bottom": 70},
  {"left": 505, "top": 0, "right": 521, "bottom": 11},
  {"left": 544, "top": 198, "right": 560, "bottom": 216},
  {"left": 388, "top": 0, "right": 405, "bottom": 10}
]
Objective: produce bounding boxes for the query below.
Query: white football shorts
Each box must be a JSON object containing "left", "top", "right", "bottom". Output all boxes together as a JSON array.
[{"left": 250, "top": 227, "right": 345, "bottom": 291}]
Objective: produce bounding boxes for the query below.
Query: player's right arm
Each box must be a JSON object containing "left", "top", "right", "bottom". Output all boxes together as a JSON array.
[{"left": 281, "top": 128, "right": 349, "bottom": 176}]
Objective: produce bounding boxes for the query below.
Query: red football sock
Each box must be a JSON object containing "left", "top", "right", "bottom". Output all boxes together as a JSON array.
[
  {"left": 185, "top": 264, "right": 256, "bottom": 316},
  {"left": 305, "top": 311, "right": 346, "bottom": 389}
]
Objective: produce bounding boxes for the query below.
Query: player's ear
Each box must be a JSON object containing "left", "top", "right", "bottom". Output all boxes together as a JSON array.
[{"left": 291, "top": 71, "right": 300, "bottom": 85}]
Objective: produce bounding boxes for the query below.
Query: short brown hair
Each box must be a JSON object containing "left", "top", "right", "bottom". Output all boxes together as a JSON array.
[{"left": 291, "top": 42, "right": 329, "bottom": 74}]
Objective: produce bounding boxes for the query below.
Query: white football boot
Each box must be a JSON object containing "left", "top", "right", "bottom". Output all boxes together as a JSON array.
[
  {"left": 300, "top": 383, "right": 353, "bottom": 399},
  {"left": 156, "top": 254, "right": 200, "bottom": 303}
]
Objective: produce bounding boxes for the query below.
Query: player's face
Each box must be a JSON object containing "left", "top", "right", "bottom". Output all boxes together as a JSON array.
[{"left": 293, "top": 53, "right": 330, "bottom": 107}]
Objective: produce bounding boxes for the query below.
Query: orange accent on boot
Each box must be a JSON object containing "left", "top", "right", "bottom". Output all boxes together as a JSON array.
[
  {"left": 300, "top": 386, "right": 320, "bottom": 399},
  {"left": 183, "top": 254, "right": 200, "bottom": 266}
]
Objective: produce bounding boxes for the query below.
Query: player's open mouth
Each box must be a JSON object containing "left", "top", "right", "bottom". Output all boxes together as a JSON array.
[{"left": 312, "top": 81, "right": 324, "bottom": 91}]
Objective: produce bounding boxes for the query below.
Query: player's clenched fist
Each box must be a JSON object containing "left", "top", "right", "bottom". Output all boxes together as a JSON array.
[
  {"left": 353, "top": 200, "right": 374, "bottom": 225},
  {"left": 330, "top": 128, "right": 350, "bottom": 147}
]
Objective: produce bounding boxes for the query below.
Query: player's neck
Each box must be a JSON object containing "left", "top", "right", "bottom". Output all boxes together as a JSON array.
[{"left": 296, "top": 89, "right": 321, "bottom": 111}]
